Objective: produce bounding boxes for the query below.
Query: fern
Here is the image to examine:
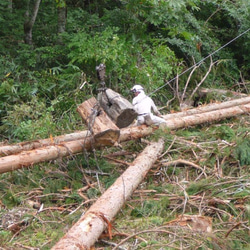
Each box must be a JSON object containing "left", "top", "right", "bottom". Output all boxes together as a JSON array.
[{"left": 234, "top": 138, "right": 250, "bottom": 166}]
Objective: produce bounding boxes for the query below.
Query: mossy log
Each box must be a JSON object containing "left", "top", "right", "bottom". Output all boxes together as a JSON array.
[
  {"left": 198, "top": 88, "right": 247, "bottom": 98},
  {"left": 52, "top": 139, "right": 164, "bottom": 250}
]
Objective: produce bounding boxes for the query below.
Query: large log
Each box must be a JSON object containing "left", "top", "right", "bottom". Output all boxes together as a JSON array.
[
  {"left": 1, "top": 96, "right": 249, "bottom": 157},
  {"left": 0, "top": 137, "right": 92, "bottom": 174},
  {"left": 161, "top": 103, "right": 250, "bottom": 130},
  {"left": 77, "top": 97, "right": 120, "bottom": 145},
  {"left": 0, "top": 126, "right": 155, "bottom": 174},
  {"left": 163, "top": 95, "right": 250, "bottom": 120},
  {"left": 0, "top": 131, "right": 90, "bottom": 157},
  {"left": 52, "top": 139, "right": 164, "bottom": 250},
  {"left": 97, "top": 88, "right": 137, "bottom": 128},
  {"left": 0, "top": 102, "right": 249, "bottom": 174}
]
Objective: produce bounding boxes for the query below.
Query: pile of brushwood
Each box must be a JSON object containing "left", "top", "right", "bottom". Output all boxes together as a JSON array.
[{"left": 0, "top": 111, "right": 249, "bottom": 249}]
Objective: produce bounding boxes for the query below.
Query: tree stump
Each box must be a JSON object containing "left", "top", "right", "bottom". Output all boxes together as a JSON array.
[
  {"left": 77, "top": 97, "right": 120, "bottom": 146},
  {"left": 97, "top": 88, "right": 137, "bottom": 128}
]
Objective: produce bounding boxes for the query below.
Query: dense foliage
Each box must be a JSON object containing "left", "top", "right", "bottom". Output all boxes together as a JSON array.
[{"left": 0, "top": 0, "right": 249, "bottom": 141}]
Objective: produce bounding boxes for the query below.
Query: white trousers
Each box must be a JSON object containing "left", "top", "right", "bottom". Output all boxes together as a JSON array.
[{"left": 137, "top": 113, "right": 166, "bottom": 126}]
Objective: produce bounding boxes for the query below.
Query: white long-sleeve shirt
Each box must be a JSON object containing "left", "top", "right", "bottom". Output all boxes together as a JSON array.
[{"left": 132, "top": 90, "right": 159, "bottom": 115}]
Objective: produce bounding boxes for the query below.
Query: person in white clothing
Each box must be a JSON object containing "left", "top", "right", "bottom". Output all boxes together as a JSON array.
[{"left": 131, "top": 84, "right": 166, "bottom": 126}]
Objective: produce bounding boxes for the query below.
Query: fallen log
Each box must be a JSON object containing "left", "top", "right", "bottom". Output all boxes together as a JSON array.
[
  {"left": 0, "top": 126, "right": 155, "bottom": 174},
  {"left": 0, "top": 103, "right": 249, "bottom": 174},
  {"left": 52, "top": 139, "right": 164, "bottom": 250},
  {"left": 1, "top": 96, "right": 250, "bottom": 157},
  {"left": 0, "top": 131, "right": 90, "bottom": 157},
  {"left": 163, "top": 95, "right": 250, "bottom": 120},
  {"left": 161, "top": 103, "right": 250, "bottom": 130}
]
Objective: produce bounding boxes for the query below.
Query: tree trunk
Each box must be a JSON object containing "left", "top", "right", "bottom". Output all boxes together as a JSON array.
[
  {"left": 8, "top": 0, "right": 12, "bottom": 11},
  {"left": 0, "top": 125, "right": 156, "bottom": 174},
  {"left": 52, "top": 139, "right": 164, "bottom": 250},
  {"left": 0, "top": 131, "right": 90, "bottom": 156},
  {"left": 24, "top": 0, "right": 41, "bottom": 45},
  {"left": 58, "top": 6, "right": 66, "bottom": 34},
  {"left": 57, "top": 0, "right": 67, "bottom": 44},
  {"left": 0, "top": 102, "right": 249, "bottom": 174}
]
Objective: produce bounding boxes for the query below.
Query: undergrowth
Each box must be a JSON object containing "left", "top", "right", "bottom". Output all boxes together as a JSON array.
[{"left": 0, "top": 116, "right": 249, "bottom": 249}]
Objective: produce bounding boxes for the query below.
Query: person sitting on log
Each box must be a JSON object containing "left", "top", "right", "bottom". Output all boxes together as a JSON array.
[{"left": 131, "top": 84, "right": 166, "bottom": 126}]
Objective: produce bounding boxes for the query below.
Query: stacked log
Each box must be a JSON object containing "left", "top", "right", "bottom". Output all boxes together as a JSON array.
[
  {"left": 1, "top": 96, "right": 250, "bottom": 157},
  {"left": 0, "top": 98, "right": 249, "bottom": 174},
  {"left": 162, "top": 95, "right": 250, "bottom": 120}
]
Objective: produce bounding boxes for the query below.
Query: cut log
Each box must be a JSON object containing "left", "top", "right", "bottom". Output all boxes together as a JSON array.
[
  {"left": 0, "top": 102, "right": 249, "bottom": 174},
  {"left": 0, "top": 138, "right": 93, "bottom": 174},
  {"left": 52, "top": 139, "right": 164, "bottom": 250},
  {"left": 0, "top": 131, "right": 90, "bottom": 157},
  {"left": 0, "top": 126, "right": 156, "bottom": 174},
  {"left": 77, "top": 97, "right": 120, "bottom": 145},
  {"left": 1, "top": 96, "right": 249, "bottom": 157},
  {"left": 162, "top": 103, "right": 250, "bottom": 130},
  {"left": 163, "top": 95, "right": 250, "bottom": 120},
  {"left": 97, "top": 88, "right": 137, "bottom": 128}
]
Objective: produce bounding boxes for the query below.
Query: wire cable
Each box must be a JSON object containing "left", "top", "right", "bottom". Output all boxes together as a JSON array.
[{"left": 148, "top": 28, "right": 250, "bottom": 97}]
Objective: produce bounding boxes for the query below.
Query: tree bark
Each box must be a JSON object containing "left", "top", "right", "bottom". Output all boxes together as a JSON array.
[
  {"left": 24, "top": 0, "right": 41, "bottom": 45},
  {"left": 0, "top": 102, "right": 249, "bottom": 174},
  {"left": 52, "top": 139, "right": 164, "bottom": 250},
  {"left": 8, "top": 0, "right": 13, "bottom": 11},
  {"left": 58, "top": 6, "right": 66, "bottom": 34},
  {"left": 57, "top": 0, "right": 67, "bottom": 44}
]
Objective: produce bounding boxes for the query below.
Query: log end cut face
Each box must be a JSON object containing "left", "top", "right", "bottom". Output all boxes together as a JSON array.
[
  {"left": 94, "top": 130, "right": 120, "bottom": 146},
  {"left": 116, "top": 108, "right": 137, "bottom": 128}
]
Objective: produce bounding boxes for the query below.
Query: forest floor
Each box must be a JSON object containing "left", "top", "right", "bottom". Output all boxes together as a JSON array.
[{"left": 0, "top": 100, "right": 250, "bottom": 249}]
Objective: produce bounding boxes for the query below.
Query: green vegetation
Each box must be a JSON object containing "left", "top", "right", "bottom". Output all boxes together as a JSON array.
[{"left": 0, "top": 0, "right": 249, "bottom": 249}]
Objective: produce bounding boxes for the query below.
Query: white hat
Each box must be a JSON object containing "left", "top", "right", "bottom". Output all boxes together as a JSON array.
[{"left": 131, "top": 84, "right": 144, "bottom": 93}]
